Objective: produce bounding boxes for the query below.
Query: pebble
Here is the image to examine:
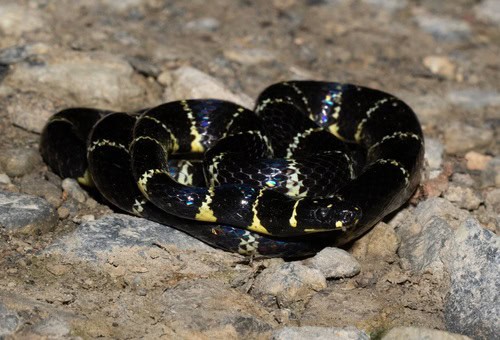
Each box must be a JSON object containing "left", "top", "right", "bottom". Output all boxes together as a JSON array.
[
  {"left": 464, "top": 151, "right": 492, "bottom": 171},
  {"left": 302, "top": 247, "right": 361, "bottom": 279},
  {"left": 45, "top": 214, "right": 214, "bottom": 262},
  {"left": 57, "top": 206, "right": 70, "bottom": 219},
  {"left": 447, "top": 89, "right": 500, "bottom": 110},
  {"left": 184, "top": 17, "right": 220, "bottom": 32},
  {"left": 382, "top": 326, "right": 472, "bottom": 340},
  {"left": 414, "top": 13, "right": 471, "bottom": 42},
  {"left": 484, "top": 188, "right": 500, "bottom": 212},
  {"left": 0, "top": 148, "right": 42, "bottom": 177},
  {"left": 443, "top": 184, "right": 482, "bottom": 211},
  {"left": 424, "top": 137, "right": 444, "bottom": 175},
  {"left": 361, "top": 0, "right": 407, "bottom": 11},
  {"left": 443, "top": 122, "right": 494, "bottom": 154},
  {"left": 0, "top": 3, "right": 45, "bottom": 37},
  {"left": 252, "top": 262, "right": 326, "bottom": 307},
  {"left": 474, "top": 0, "right": 500, "bottom": 25},
  {"left": 422, "top": 55, "right": 456, "bottom": 79},
  {"left": 160, "top": 66, "right": 254, "bottom": 108},
  {"left": 351, "top": 222, "right": 400, "bottom": 263},
  {"left": 4, "top": 49, "right": 161, "bottom": 111},
  {"left": 0, "top": 191, "right": 58, "bottom": 235},
  {"left": 0, "top": 173, "right": 11, "bottom": 185},
  {"left": 0, "top": 303, "right": 19, "bottom": 337},
  {"left": 480, "top": 156, "right": 500, "bottom": 187},
  {"left": 20, "top": 174, "right": 62, "bottom": 208},
  {"left": 223, "top": 48, "right": 278, "bottom": 65},
  {"left": 100, "top": 0, "right": 143, "bottom": 12},
  {"left": 272, "top": 326, "right": 369, "bottom": 340},
  {"left": 61, "top": 178, "right": 87, "bottom": 204},
  {"left": 450, "top": 173, "right": 475, "bottom": 187}
]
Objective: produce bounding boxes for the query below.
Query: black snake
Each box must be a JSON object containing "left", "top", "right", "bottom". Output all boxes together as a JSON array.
[{"left": 40, "top": 81, "right": 424, "bottom": 257}]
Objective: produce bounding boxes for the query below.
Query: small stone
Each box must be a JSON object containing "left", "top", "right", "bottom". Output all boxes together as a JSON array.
[
  {"left": 361, "top": 0, "right": 407, "bottom": 12},
  {"left": 0, "top": 4, "right": 45, "bottom": 37},
  {"left": 382, "top": 326, "right": 472, "bottom": 340},
  {"left": 80, "top": 214, "right": 95, "bottom": 222},
  {"left": 447, "top": 89, "right": 500, "bottom": 110},
  {"left": 252, "top": 262, "right": 327, "bottom": 307},
  {"left": 484, "top": 188, "right": 500, "bottom": 212},
  {"left": 0, "top": 303, "right": 19, "bottom": 337},
  {"left": 125, "top": 55, "right": 161, "bottom": 77},
  {"left": 0, "top": 148, "right": 41, "bottom": 177},
  {"left": 20, "top": 174, "right": 62, "bottom": 208},
  {"left": 443, "top": 184, "right": 482, "bottom": 211},
  {"left": 272, "top": 0, "right": 297, "bottom": 10},
  {"left": 424, "top": 137, "right": 444, "bottom": 172},
  {"left": 443, "top": 122, "right": 494, "bottom": 154},
  {"left": 351, "top": 222, "right": 400, "bottom": 263},
  {"left": 61, "top": 178, "right": 87, "bottom": 203},
  {"left": 302, "top": 247, "right": 360, "bottom": 279},
  {"left": 422, "top": 56, "right": 456, "bottom": 79},
  {"left": 0, "top": 173, "right": 11, "bottom": 185},
  {"left": 475, "top": 0, "right": 500, "bottom": 25},
  {"left": 100, "top": 0, "right": 143, "bottom": 11},
  {"left": 0, "top": 191, "right": 58, "bottom": 235},
  {"left": 273, "top": 326, "right": 369, "bottom": 340},
  {"left": 450, "top": 173, "right": 475, "bottom": 187},
  {"left": 464, "top": 151, "right": 492, "bottom": 171},
  {"left": 415, "top": 13, "right": 471, "bottom": 42},
  {"left": 480, "top": 156, "right": 500, "bottom": 188},
  {"left": 57, "top": 206, "right": 70, "bottom": 219},
  {"left": 185, "top": 17, "right": 220, "bottom": 32},
  {"left": 223, "top": 48, "right": 277, "bottom": 65},
  {"left": 161, "top": 66, "right": 254, "bottom": 108}
]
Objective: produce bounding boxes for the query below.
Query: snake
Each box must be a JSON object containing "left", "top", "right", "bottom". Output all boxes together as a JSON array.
[{"left": 40, "top": 81, "right": 424, "bottom": 257}]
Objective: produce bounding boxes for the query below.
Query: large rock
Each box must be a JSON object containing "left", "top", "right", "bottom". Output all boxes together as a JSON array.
[
  {"left": 4, "top": 49, "right": 161, "bottom": 111},
  {"left": 45, "top": 214, "right": 215, "bottom": 262},
  {"left": 0, "top": 191, "right": 58, "bottom": 234}
]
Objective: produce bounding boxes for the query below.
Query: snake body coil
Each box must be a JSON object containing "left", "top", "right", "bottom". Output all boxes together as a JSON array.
[{"left": 40, "top": 81, "right": 424, "bottom": 257}]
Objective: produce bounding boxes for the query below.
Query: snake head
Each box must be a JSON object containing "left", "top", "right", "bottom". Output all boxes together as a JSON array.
[{"left": 300, "top": 198, "right": 361, "bottom": 233}]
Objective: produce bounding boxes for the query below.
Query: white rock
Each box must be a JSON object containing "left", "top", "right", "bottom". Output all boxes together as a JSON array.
[
  {"left": 302, "top": 247, "right": 361, "bottom": 279},
  {"left": 161, "top": 66, "right": 254, "bottom": 108},
  {"left": 0, "top": 4, "right": 45, "bottom": 37}
]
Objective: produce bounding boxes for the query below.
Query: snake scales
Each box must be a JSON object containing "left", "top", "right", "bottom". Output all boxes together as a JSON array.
[{"left": 40, "top": 81, "right": 424, "bottom": 257}]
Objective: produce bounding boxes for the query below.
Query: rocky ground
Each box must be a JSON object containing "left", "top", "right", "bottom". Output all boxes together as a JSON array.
[{"left": 0, "top": 0, "right": 499, "bottom": 339}]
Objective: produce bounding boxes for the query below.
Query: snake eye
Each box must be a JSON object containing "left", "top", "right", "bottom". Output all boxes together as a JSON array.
[{"left": 340, "top": 208, "right": 361, "bottom": 226}]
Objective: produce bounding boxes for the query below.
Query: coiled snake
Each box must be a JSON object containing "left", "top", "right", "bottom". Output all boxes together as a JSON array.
[{"left": 40, "top": 81, "right": 424, "bottom": 257}]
